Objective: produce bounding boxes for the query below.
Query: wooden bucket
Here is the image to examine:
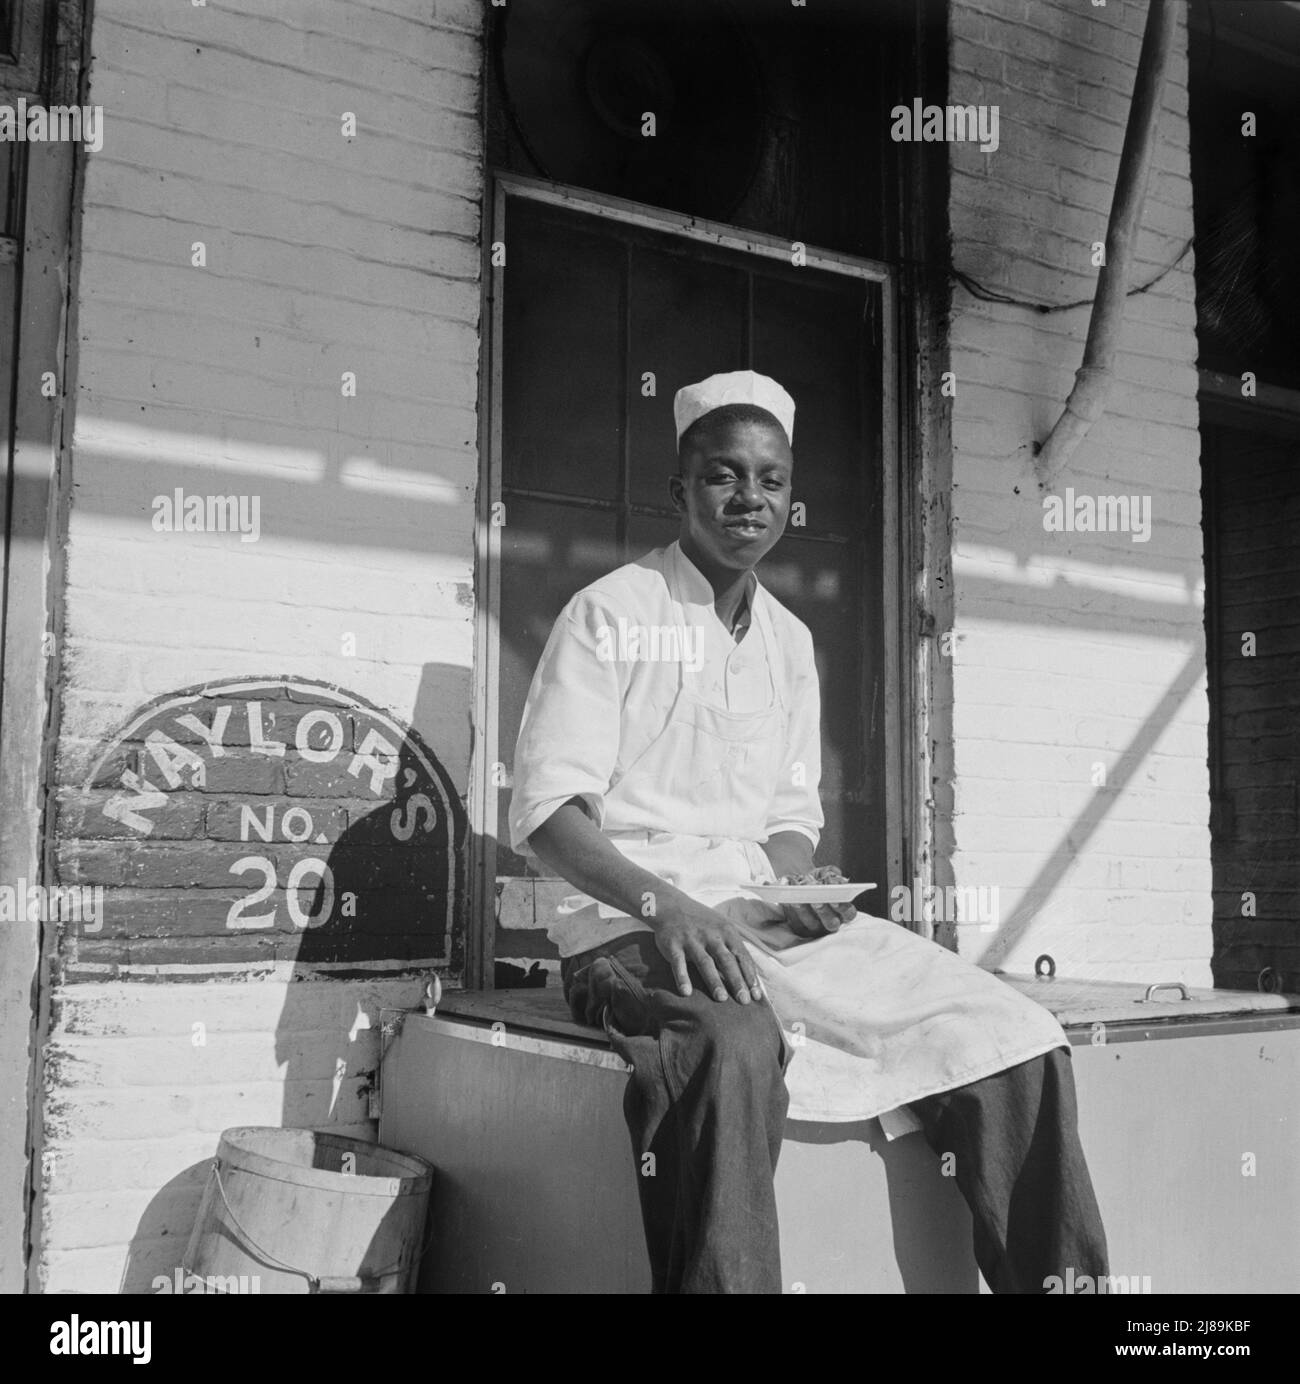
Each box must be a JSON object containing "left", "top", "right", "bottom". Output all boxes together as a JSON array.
[{"left": 183, "top": 1127, "right": 434, "bottom": 1294}]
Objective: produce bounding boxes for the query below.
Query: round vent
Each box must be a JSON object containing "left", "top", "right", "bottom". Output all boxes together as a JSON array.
[{"left": 496, "top": 0, "right": 768, "bottom": 221}]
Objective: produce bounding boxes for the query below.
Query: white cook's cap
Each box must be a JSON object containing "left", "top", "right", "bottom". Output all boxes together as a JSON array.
[{"left": 673, "top": 370, "right": 795, "bottom": 448}]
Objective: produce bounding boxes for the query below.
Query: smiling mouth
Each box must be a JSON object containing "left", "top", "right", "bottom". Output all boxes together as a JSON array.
[{"left": 723, "top": 519, "right": 767, "bottom": 535}]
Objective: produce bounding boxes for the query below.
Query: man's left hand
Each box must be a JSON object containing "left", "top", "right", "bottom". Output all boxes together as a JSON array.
[{"left": 781, "top": 900, "right": 856, "bottom": 939}]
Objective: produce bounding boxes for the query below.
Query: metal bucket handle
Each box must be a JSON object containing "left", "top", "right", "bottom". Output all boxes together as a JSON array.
[{"left": 203, "top": 1158, "right": 435, "bottom": 1294}]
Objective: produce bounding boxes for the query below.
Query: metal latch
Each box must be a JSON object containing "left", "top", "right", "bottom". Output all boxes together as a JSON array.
[{"left": 1137, "top": 982, "right": 1190, "bottom": 1004}]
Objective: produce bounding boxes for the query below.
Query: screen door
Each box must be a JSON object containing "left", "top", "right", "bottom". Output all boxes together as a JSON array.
[{"left": 477, "top": 177, "right": 899, "bottom": 969}]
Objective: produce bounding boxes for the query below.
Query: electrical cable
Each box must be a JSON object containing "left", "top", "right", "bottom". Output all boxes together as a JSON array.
[{"left": 951, "top": 237, "right": 1194, "bottom": 313}]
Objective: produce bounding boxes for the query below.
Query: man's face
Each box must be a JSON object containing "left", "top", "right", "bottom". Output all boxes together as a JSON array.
[{"left": 670, "top": 415, "right": 793, "bottom": 573}]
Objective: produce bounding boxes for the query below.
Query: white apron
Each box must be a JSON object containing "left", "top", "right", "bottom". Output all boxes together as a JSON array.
[{"left": 557, "top": 564, "right": 1069, "bottom": 1123}]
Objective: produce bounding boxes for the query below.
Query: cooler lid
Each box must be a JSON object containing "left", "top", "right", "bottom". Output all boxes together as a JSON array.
[{"left": 999, "top": 970, "right": 1299, "bottom": 1030}]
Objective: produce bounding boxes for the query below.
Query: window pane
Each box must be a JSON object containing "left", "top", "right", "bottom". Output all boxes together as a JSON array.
[
  {"left": 503, "top": 199, "right": 625, "bottom": 501},
  {"left": 496, "top": 496, "right": 621, "bottom": 872},
  {"left": 759, "top": 536, "right": 882, "bottom": 888},
  {"left": 627, "top": 243, "right": 747, "bottom": 508},
  {"left": 753, "top": 272, "right": 874, "bottom": 530},
  {"left": 626, "top": 512, "right": 683, "bottom": 562}
]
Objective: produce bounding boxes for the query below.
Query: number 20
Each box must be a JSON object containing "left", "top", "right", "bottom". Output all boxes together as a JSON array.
[{"left": 226, "top": 855, "right": 334, "bottom": 930}]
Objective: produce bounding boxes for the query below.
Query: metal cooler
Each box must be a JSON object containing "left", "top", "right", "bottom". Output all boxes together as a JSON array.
[{"left": 378, "top": 975, "right": 1299, "bottom": 1293}]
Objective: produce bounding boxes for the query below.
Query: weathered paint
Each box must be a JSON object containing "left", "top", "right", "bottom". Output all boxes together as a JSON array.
[
  {"left": 0, "top": 0, "right": 85, "bottom": 1294},
  {"left": 32, "top": 0, "right": 484, "bottom": 1290}
]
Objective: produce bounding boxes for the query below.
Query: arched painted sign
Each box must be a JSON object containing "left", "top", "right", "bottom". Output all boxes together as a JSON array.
[{"left": 62, "top": 678, "right": 467, "bottom": 981}]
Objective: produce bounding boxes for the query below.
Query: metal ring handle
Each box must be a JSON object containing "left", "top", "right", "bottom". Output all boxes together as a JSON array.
[
  {"left": 209, "top": 1160, "right": 431, "bottom": 1292},
  {"left": 1034, "top": 954, "right": 1056, "bottom": 979},
  {"left": 1140, "top": 982, "right": 1190, "bottom": 1003}
]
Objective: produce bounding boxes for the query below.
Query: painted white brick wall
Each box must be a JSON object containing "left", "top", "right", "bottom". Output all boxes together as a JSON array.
[
  {"left": 39, "top": 979, "right": 423, "bottom": 1293},
  {"left": 944, "top": 0, "right": 1211, "bottom": 982},
  {"left": 39, "top": 0, "right": 482, "bottom": 1291},
  {"left": 61, "top": 0, "right": 481, "bottom": 773}
]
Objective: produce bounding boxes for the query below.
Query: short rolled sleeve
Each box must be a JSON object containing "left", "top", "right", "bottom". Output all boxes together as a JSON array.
[{"left": 507, "top": 592, "right": 629, "bottom": 854}]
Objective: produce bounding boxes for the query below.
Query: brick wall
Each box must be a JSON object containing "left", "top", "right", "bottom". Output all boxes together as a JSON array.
[
  {"left": 942, "top": 0, "right": 1211, "bottom": 982},
  {"left": 1202, "top": 421, "right": 1300, "bottom": 991},
  {"left": 37, "top": 0, "right": 482, "bottom": 1291}
]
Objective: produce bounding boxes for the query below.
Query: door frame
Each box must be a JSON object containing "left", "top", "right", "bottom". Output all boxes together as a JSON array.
[
  {"left": 0, "top": 0, "right": 86, "bottom": 1292},
  {"left": 467, "top": 171, "right": 920, "bottom": 987}
]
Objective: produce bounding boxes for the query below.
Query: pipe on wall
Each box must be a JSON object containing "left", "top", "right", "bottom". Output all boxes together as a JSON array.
[{"left": 1034, "top": 0, "right": 1180, "bottom": 486}]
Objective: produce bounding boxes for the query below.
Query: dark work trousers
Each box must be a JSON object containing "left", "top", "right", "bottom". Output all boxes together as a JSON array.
[{"left": 561, "top": 929, "right": 1109, "bottom": 1295}]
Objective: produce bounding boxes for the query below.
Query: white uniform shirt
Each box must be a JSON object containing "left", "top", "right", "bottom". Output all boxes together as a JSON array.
[
  {"left": 509, "top": 541, "right": 824, "bottom": 955},
  {"left": 510, "top": 552, "right": 1069, "bottom": 1126}
]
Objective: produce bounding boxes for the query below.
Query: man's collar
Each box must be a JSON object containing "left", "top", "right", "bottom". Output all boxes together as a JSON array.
[{"left": 670, "top": 540, "right": 761, "bottom": 611}]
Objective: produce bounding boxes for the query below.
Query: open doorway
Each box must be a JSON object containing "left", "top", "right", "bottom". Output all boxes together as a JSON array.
[
  {"left": 479, "top": 178, "right": 899, "bottom": 983},
  {"left": 470, "top": 0, "right": 946, "bottom": 986}
]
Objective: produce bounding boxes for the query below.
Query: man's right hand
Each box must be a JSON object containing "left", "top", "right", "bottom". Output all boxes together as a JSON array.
[
  {"left": 527, "top": 802, "right": 763, "bottom": 1005},
  {"left": 652, "top": 900, "right": 763, "bottom": 1004}
]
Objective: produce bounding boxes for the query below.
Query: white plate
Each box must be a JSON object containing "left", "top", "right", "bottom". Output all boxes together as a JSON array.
[{"left": 746, "top": 883, "right": 876, "bottom": 904}]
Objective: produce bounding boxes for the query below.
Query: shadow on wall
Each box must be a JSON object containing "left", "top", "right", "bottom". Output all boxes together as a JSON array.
[
  {"left": 118, "top": 1164, "right": 216, "bottom": 1295},
  {"left": 118, "top": 663, "right": 475, "bottom": 1294}
]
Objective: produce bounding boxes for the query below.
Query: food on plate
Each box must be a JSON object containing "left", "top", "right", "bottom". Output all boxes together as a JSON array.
[
  {"left": 779, "top": 864, "right": 849, "bottom": 887},
  {"left": 772, "top": 865, "right": 855, "bottom": 937}
]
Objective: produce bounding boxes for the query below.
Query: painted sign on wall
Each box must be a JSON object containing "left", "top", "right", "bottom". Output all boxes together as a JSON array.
[{"left": 59, "top": 678, "right": 467, "bottom": 981}]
